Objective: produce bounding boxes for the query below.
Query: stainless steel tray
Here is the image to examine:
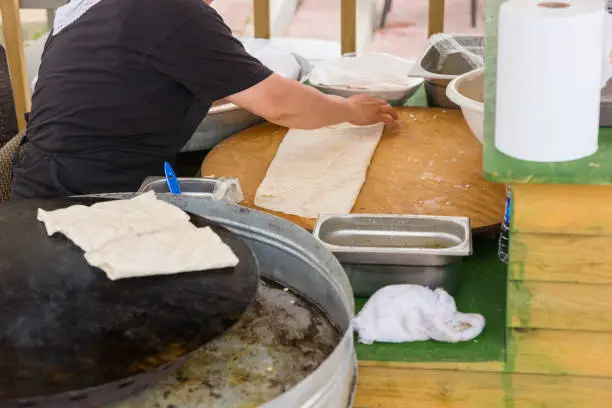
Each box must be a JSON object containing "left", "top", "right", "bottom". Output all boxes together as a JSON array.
[
  {"left": 409, "top": 35, "right": 484, "bottom": 81},
  {"left": 313, "top": 214, "right": 472, "bottom": 265},
  {"left": 342, "top": 263, "right": 462, "bottom": 297},
  {"left": 312, "top": 214, "right": 472, "bottom": 296},
  {"left": 138, "top": 177, "right": 244, "bottom": 204},
  {"left": 408, "top": 34, "right": 484, "bottom": 108},
  {"left": 138, "top": 177, "right": 219, "bottom": 196}
]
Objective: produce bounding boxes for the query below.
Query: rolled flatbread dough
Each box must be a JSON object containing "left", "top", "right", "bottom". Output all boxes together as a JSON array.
[
  {"left": 37, "top": 192, "right": 239, "bottom": 280},
  {"left": 85, "top": 226, "right": 239, "bottom": 280},
  {"left": 254, "top": 123, "right": 384, "bottom": 218},
  {"left": 37, "top": 191, "right": 190, "bottom": 252}
]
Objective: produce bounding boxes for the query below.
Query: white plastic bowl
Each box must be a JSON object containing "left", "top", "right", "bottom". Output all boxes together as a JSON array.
[{"left": 446, "top": 67, "right": 484, "bottom": 144}]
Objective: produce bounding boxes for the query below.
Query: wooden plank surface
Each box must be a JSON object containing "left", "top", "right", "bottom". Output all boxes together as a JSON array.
[
  {"left": 201, "top": 108, "right": 506, "bottom": 231},
  {"left": 509, "top": 328, "right": 612, "bottom": 377},
  {"left": 355, "top": 365, "right": 612, "bottom": 408},
  {"left": 377, "top": 328, "right": 612, "bottom": 378},
  {"left": 0, "top": 0, "right": 31, "bottom": 132},
  {"left": 359, "top": 360, "right": 504, "bottom": 373},
  {"left": 510, "top": 233, "right": 612, "bottom": 284},
  {"left": 508, "top": 281, "right": 612, "bottom": 331},
  {"left": 512, "top": 184, "right": 612, "bottom": 235}
]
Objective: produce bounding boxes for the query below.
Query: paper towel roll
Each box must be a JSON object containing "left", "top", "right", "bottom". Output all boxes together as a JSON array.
[{"left": 495, "top": 0, "right": 610, "bottom": 162}]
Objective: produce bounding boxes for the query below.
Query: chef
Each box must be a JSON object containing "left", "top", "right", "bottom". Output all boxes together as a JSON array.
[{"left": 11, "top": 0, "right": 398, "bottom": 199}]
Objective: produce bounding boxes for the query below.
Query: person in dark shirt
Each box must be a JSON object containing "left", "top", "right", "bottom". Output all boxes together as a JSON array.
[{"left": 11, "top": 0, "right": 398, "bottom": 199}]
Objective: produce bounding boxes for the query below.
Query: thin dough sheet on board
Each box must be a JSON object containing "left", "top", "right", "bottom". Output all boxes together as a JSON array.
[
  {"left": 254, "top": 123, "right": 384, "bottom": 219},
  {"left": 37, "top": 192, "right": 239, "bottom": 280}
]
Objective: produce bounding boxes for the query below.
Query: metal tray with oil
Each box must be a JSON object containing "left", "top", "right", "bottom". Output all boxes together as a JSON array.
[{"left": 312, "top": 214, "right": 472, "bottom": 296}]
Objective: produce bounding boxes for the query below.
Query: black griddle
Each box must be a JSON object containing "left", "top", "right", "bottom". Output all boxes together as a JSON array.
[{"left": 0, "top": 197, "right": 260, "bottom": 407}]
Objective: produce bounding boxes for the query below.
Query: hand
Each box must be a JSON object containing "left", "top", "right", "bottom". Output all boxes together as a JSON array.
[{"left": 346, "top": 94, "right": 400, "bottom": 128}]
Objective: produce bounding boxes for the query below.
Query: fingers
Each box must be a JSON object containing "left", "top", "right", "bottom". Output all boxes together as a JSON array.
[
  {"left": 375, "top": 103, "right": 399, "bottom": 127},
  {"left": 380, "top": 113, "right": 400, "bottom": 128},
  {"left": 349, "top": 94, "right": 400, "bottom": 127},
  {"left": 379, "top": 104, "right": 399, "bottom": 120},
  {"left": 365, "top": 98, "right": 398, "bottom": 117}
]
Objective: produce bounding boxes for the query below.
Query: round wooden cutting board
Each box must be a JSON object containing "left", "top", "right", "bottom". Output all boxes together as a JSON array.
[{"left": 201, "top": 107, "right": 506, "bottom": 231}]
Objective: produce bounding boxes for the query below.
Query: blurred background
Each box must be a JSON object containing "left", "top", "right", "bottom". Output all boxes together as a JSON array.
[{"left": 1, "top": 0, "right": 485, "bottom": 58}]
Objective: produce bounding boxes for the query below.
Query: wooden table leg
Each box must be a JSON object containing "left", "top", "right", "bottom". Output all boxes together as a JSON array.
[
  {"left": 253, "top": 0, "right": 271, "bottom": 39},
  {"left": 341, "top": 0, "right": 357, "bottom": 55},
  {"left": 0, "top": 0, "right": 30, "bottom": 132},
  {"left": 428, "top": 0, "right": 445, "bottom": 37}
]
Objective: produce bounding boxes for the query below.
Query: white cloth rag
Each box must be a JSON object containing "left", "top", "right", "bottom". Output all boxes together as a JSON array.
[
  {"left": 243, "top": 41, "right": 301, "bottom": 81},
  {"left": 353, "top": 284, "right": 485, "bottom": 344},
  {"left": 308, "top": 53, "right": 419, "bottom": 91}
]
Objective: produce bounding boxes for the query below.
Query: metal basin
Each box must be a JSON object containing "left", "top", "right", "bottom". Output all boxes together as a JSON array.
[
  {"left": 309, "top": 53, "right": 424, "bottom": 106},
  {"left": 89, "top": 193, "right": 357, "bottom": 408},
  {"left": 313, "top": 214, "right": 472, "bottom": 296},
  {"left": 410, "top": 35, "right": 484, "bottom": 108}
]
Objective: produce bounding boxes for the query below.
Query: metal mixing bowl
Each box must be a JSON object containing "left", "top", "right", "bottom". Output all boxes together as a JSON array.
[{"left": 308, "top": 53, "right": 424, "bottom": 106}]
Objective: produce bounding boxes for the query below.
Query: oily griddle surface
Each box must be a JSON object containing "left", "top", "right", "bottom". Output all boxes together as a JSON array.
[{"left": 0, "top": 197, "right": 259, "bottom": 401}]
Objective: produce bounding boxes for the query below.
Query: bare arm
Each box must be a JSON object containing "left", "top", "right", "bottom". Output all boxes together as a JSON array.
[{"left": 226, "top": 74, "right": 399, "bottom": 129}]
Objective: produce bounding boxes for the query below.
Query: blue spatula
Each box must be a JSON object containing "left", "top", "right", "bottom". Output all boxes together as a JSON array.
[{"left": 164, "top": 162, "right": 181, "bottom": 194}]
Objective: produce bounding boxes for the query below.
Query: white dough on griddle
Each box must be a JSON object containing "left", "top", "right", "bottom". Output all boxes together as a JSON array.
[
  {"left": 37, "top": 192, "right": 239, "bottom": 280},
  {"left": 84, "top": 226, "right": 239, "bottom": 280},
  {"left": 37, "top": 191, "right": 190, "bottom": 252}
]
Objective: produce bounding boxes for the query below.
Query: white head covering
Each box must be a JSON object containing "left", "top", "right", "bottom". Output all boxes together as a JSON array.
[
  {"left": 30, "top": 0, "right": 103, "bottom": 91},
  {"left": 53, "top": 0, "right": 103, "bottom": 35}
]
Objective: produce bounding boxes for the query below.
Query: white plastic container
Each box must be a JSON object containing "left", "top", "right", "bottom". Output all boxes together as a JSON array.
[{"left": 446, "top": 67, "right": 484, "bottom": 144}]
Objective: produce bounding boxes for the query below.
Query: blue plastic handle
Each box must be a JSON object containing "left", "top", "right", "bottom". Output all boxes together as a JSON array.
[{"left": 164, "top": 162, "right": 181, "bottom": 194}]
